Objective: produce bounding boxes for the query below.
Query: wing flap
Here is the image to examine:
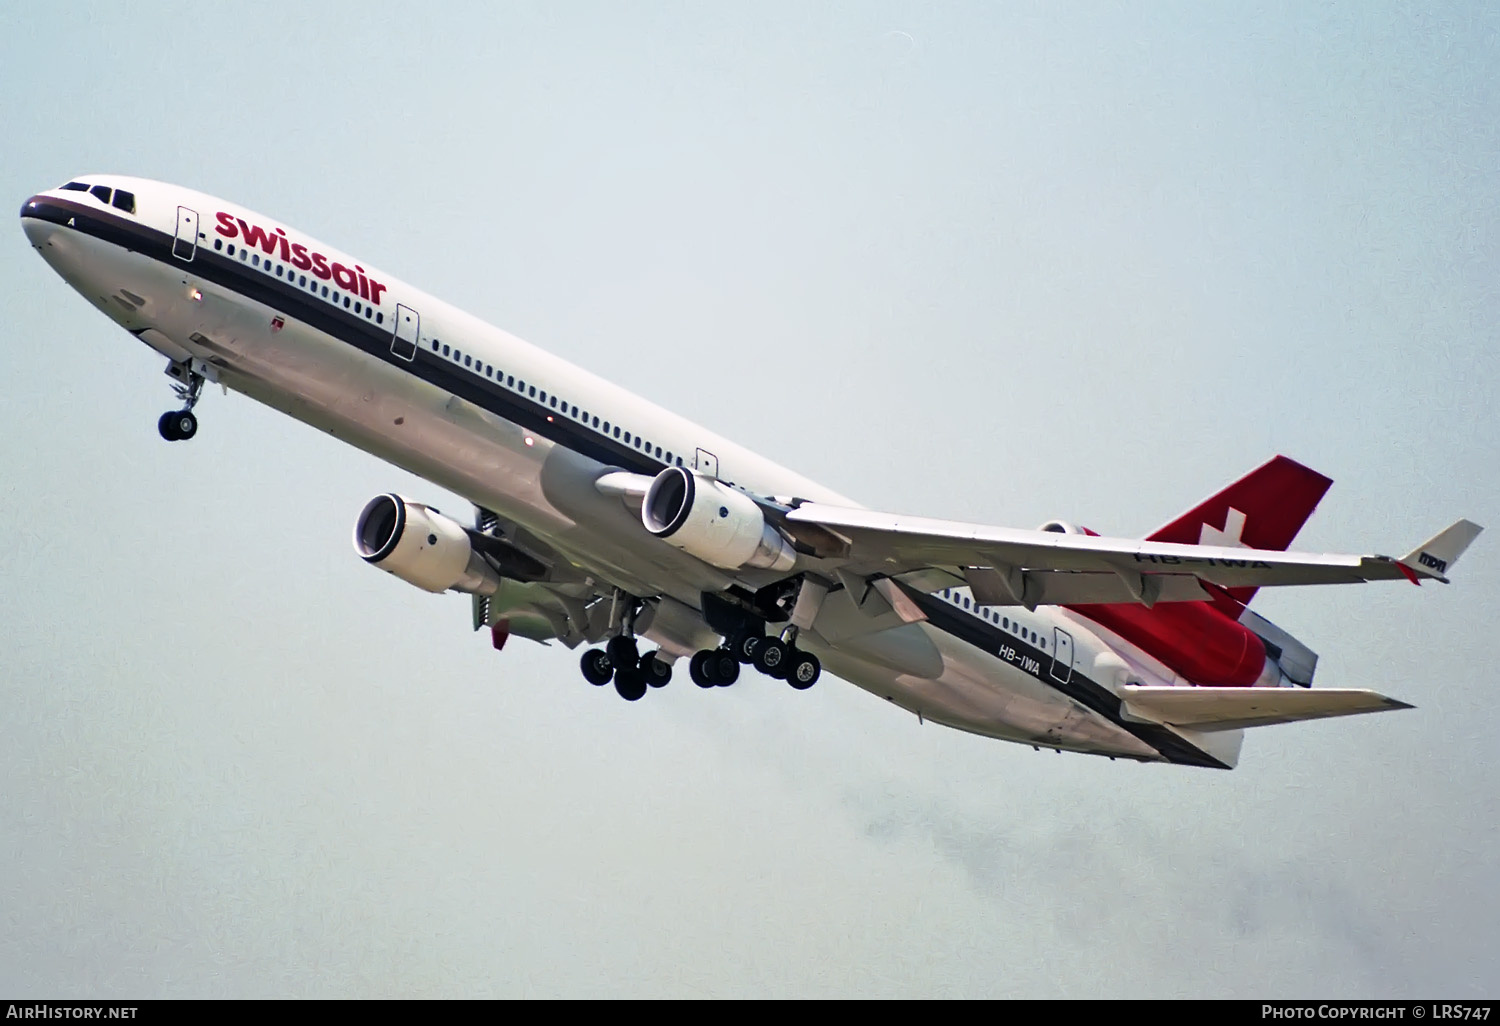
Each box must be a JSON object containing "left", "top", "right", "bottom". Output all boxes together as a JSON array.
[{"left": 1118, "top": 685, "right": 1413, "bottom": 732}]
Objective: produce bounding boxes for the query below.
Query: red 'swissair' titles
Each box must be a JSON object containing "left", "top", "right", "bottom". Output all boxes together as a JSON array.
[{"left": 215, "top": 212, "right": 387, "bottom": 306}]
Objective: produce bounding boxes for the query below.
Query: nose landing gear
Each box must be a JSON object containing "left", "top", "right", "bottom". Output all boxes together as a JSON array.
[
  {"left": 157, "top": 409, "right": 197, "bottom": 441},
  {"left": 158, "top": 359, "right": 206, "bottom": 442}
]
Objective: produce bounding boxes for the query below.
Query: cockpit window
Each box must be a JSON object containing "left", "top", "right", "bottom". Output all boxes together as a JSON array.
[
  {"left": 89, "top": 184, "right": 112, "bottom": 205},
  {"left": 112, "top": 190, "right": 136, "bottom": 214},
  {"left": 60, "top": 181, "right": 88, "bottom": 192}
]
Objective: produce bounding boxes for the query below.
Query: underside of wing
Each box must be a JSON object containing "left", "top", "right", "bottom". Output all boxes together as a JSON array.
[{"left": 783, "top": 504, "right": 1479, "bottom": 603}]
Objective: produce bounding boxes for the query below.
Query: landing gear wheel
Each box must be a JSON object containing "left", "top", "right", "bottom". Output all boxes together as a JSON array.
[
  {"left": 734, "top": 634, "right": 764, "bottom": 664},
  {"left": 641, "top": 653, "right": 672, "bottom": 688},
  {"left": 158, "top": 410, "right": 196, "bottom": 441},
  {"left": 614, "top": 669, "right": 648, "bottom": 702},
  {"left": 787, "top": 652, "right": 822, "bottom": 690},
  {"left": 753, "top": 637, "right": 790, "bottom": 679},
  {"left": 689, "top": 651, "right": 716, "bottom": 688},
  {"left": 605, "top": 635, "right": 640, "bottom": 673},
  {"left": 580, "top": 648, "right": 613, "bottom": 686},
  {"left": 711, "top": 651, "right": 740, "bottom": 686}
]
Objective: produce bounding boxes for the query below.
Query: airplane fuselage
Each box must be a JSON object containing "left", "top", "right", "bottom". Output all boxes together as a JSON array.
[{"left": 21, "top": 175, "right": 1247, "bottom": 769}]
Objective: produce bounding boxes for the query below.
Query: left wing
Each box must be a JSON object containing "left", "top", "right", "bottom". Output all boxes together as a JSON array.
[{"left": 782, "top": 504, "right": 1481, "bottom": 606}]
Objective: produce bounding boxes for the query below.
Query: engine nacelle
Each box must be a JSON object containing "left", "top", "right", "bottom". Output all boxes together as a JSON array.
[
  {"left": 1038, "top": 519, "right": 1097, "bottom": 535},
  {"left": 641, "top": 466, "right": 797, "bottom": 572},
  {"left": 353, "top": 493, "right": 502, "bottom": 596}
]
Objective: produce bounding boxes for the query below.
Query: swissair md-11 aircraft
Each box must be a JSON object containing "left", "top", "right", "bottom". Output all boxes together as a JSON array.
[{"left": 20, "top": 175, "right": 1482, "bottom": 770}]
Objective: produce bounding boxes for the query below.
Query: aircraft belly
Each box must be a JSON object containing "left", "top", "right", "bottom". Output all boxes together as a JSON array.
[{"left": 814, "top": 625, "right": 1163, "bottom": 761}]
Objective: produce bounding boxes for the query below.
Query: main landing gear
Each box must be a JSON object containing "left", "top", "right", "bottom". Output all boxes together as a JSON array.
[
  {"left": 575, "top": 587, "right": 823, "bottom": 701},
  {"left": 724, "top": 629, "right": 822, "bottom": 690},
  {"left": 158, "top": 360, "right": 205, "bottom": 442},
  {"left": 577, "top": 595, "right": 674, "bottom": 702},
  {"left": 579, "top": 632, "right": 820, "bottom": 698},
  {"left": 578, "top": 637, "right": 673, "bottom": 702}
]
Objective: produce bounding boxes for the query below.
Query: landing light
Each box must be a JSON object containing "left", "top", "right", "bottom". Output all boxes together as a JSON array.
[
  {"left": 524, "top": 436, "right": 534, "bottom": 447},
  {"left": 190, "top": 288, "right": 202, "bottom": 302}
]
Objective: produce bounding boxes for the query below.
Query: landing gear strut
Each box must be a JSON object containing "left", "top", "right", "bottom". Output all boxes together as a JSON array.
[{"left": 158, "top": 360, "right": 205, "bottom": 442}]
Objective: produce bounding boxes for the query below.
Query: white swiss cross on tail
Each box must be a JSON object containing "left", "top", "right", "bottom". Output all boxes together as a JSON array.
[{"left": 1199, "top": 508, "right": 1248, "bottom": 548}]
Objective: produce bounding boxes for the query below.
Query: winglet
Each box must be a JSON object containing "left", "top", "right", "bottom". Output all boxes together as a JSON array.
[{"left": 1399, "top": 519, "right": 1483, "bottom": 582}]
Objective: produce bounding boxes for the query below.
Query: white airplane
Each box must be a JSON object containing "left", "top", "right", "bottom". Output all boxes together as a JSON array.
[{"left": 20, "top": 175, "right": 1482, "bottom": 770}]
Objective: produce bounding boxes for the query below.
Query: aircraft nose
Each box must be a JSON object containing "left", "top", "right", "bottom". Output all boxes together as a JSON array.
[{"left": 20, "top": 195, "right": 52, "bottom": 246}]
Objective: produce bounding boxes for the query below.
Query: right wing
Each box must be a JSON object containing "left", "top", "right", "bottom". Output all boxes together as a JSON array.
[{"left": 782, "top": 504, "right": 1482, "bottom": 607}]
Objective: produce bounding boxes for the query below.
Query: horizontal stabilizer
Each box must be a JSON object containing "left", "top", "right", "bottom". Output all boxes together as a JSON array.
[
  {"left": 1118, "top": 685, "right": 1412, "bottom": 732},
  {"left": 1400, "top": 519, "right": 1483, "bottom": 582}
]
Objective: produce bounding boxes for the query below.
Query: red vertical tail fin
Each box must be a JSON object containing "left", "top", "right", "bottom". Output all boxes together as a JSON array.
[{"left": 1147, "top": 455, "right": 1333, "bottom": 611}]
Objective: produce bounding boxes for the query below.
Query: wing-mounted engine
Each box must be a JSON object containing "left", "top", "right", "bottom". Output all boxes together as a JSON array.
[
  {"left": 641, "top": 466, "right": 797, "bottom": 572},
  {"left": 354, "top": 493, "right": 536, "bottom": 596}
]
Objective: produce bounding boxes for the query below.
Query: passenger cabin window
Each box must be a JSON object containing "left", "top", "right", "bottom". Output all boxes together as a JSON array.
[
  {"left": 112, "top": 190, "right": 135, "bottom": 214},
  {"left": 89, "top": 185, "right": 112, "bottom": 204}
]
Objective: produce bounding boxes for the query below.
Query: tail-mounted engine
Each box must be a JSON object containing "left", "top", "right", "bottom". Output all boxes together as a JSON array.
[
  {"left": 353, "top": 493, "right": 504, "bottom": 596},
  {"left": 641, "top": 466, "right": 797, "bottom": 572},
  {"left": 1038, "top": 520, "right": 1095, "bottom": 535}
]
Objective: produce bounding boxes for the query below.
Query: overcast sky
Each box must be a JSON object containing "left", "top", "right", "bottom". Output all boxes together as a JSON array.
[{"left": 2, "top": 1, "right": 1496, "bottom": 998}]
